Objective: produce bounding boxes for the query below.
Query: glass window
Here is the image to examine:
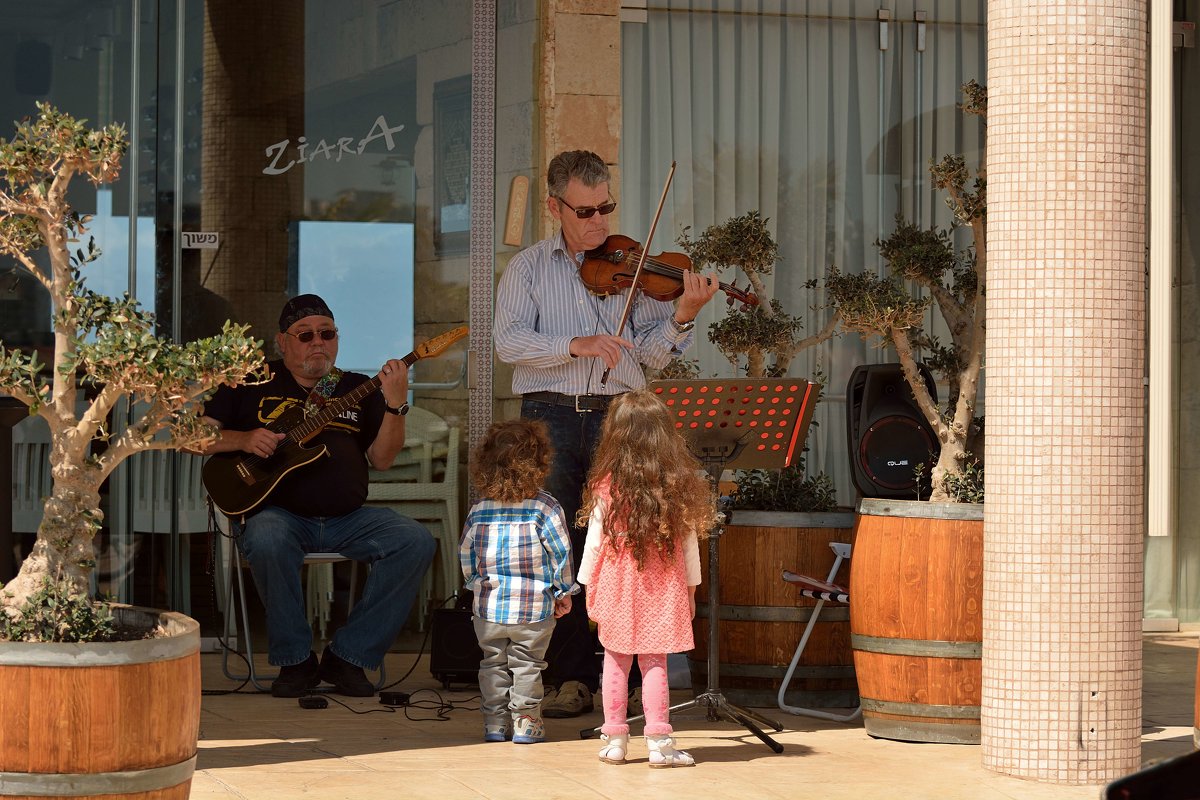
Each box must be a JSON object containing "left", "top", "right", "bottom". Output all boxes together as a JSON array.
[
  {"left": 620, "top": 1, "right": 985, "bottom": 504},
  {"left": 1, "top": 0, "right": 475, "bottom": 626}
]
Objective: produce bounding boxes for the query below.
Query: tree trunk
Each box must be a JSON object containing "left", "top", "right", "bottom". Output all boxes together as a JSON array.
[
  {"left": 2, "top": 478, "right": 101, "bottom": 608},
  {"left": 929, "top": 436, "right": 967, "bottom": 502},
  {"left": 747, "top": 348, "right": 766, "bottom": 377}
]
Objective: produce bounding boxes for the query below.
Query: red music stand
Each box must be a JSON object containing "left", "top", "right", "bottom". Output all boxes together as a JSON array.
[
  {"left": 652, "top": 377, "right": 820, "bottom": 475},
  {"left": 578, "top": 378, "right": 821, "bottom": 752}
]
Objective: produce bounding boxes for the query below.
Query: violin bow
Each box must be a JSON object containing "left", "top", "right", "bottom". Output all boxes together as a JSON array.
[{"left": 600, "top": 160, "right": 677, "bottom": 387}]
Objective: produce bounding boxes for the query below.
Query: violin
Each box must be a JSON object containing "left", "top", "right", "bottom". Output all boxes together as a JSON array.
[{"left": 580, "top": 234, "right": 759, "bottom": 309}]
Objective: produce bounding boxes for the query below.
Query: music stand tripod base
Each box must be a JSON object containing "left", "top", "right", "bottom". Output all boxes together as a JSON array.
[{"left": 580, "top": 377, "right": 822, "bottom": 755}]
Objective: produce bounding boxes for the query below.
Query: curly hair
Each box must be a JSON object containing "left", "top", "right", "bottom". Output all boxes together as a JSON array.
[
  {"left": 579, "top": 390, "right": 716, "bottom": 569},
  {"left": 469, "top": 419, "right": 553, "bottom": 503}
]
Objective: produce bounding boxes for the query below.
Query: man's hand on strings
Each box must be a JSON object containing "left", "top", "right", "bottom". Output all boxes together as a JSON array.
[
  {"left": 242, "top": 428, "right": 287, "bottom": 458},
  {"left": 676, "top": 268, "right": 721, "bottom": 322},
  {"left": 377, "top": 358, "right": 410, "bottom": 408},
  {"left": 569, "top": 335, "right": 634, "bottom": 369}
]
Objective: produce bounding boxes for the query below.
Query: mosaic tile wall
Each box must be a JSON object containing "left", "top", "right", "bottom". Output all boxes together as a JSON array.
[{"left": 982, "top": 1, "right": 1146, "bottom": 783}]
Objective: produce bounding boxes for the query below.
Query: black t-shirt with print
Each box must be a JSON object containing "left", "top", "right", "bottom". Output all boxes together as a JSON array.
[{"left": 204, "top": 360, "right": 386, "bottom": 518}]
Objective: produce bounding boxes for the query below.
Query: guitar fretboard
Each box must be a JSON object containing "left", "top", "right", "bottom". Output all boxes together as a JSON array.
[{"left": 285, "top": 350, "right": 419, "bottom": 443}]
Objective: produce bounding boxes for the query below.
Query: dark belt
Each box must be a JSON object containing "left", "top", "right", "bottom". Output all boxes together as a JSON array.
[{"left": 523, "top": 391, "right": 619, "bottom": 413}]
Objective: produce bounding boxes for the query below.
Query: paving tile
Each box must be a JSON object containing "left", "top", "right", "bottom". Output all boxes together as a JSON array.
[{"left": 190, "top": 631, "right": 1199, "bottom": 800}]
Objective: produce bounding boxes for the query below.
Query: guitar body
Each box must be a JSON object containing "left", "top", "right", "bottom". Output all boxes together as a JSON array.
[
  {"left": 202, "top": 405, "right": 330, "bottom": 517},
  {"left": 201, "top": 324, "right": 470, "bottom": 518}
]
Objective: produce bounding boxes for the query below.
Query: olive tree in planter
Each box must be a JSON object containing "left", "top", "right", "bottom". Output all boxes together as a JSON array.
[
  {"left": 825, "top": 81, "right": 987, "bottom": 744},
  {"left": 0, "top": 103, "right": 263, "bottom": 797},
  {"left": 825, "top": 79, "right": 987, "bottom": 505},
  {"left": 666, "top": 211, "right": 854, "bottom": 710}
]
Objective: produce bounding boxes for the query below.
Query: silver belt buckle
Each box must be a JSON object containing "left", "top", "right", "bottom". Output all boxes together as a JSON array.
[{"left": 574, "top": 394, "right": 586, "bottom": 413}]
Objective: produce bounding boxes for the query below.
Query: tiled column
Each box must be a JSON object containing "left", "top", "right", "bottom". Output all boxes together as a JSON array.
[{"left": 983, "top": 1, "right": 1145, "bottom": 783}]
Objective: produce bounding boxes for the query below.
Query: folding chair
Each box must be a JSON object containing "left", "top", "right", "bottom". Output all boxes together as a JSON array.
[
  {"left": 777, "top": 541, "right": 862, "bottom": 722},
  {"left": 216, "top": 512, "right": 387, "bottom": 692}
]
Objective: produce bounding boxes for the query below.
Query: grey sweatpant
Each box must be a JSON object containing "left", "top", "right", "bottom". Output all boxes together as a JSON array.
[{"left": 473, "top": 616, "right": 556, "bottom": 723}]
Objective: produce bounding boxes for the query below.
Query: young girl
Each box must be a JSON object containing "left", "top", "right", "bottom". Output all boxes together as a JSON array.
[
  {"left": 576, "top": 390, "right": 717, "bottom": 768},
  {"left": 460, "top": 419, "right": 575, "bottom": 745}
]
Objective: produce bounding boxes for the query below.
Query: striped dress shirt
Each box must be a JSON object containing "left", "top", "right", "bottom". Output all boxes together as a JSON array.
[
  {"left": 494, "top": 230, "right": 695, "bottom": 395},
  {"left": 459, "top": 490, "right": 577, "bottom": 625}
]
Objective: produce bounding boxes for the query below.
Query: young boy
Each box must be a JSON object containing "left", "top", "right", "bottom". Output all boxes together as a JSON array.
[{"left": 459, "top": 419, "right": 576, "bottom": 744}]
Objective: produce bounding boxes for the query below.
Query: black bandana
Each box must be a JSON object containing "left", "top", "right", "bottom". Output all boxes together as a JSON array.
[{"left": 278, "top": 294, "right": 334, "bottom": 331}]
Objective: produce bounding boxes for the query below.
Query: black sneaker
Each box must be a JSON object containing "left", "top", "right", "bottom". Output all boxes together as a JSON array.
[
  {"left": 270, "top": 651, "right": 320, "bottom": 698},
  {"left": 318, "top": 645, "right": 375, "bottom": 697}
]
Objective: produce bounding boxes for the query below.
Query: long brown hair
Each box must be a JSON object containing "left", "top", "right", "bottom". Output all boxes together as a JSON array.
[
  {"left": 470, "top": 419, "right": 553, "bottom": 503},
  {"left": 579, "top": 389, "right": 716, "bottom": 568}
]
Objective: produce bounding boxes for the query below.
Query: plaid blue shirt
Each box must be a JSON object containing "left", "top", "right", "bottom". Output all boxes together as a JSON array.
[{"left": 459, "top": 490, "right": 577, "bottom": 625}]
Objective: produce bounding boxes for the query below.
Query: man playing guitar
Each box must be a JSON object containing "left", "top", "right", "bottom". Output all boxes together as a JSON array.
[{"left": 200, "top": 293, "right": 436, "bottom": 698}]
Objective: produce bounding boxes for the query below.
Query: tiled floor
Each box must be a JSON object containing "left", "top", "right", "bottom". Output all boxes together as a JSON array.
[{"left": 192, "top": 630, "right": 1198, "bottom": 800}]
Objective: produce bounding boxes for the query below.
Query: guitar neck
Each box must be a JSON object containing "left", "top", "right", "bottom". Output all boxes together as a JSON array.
[{"left": 286, "top": 350, "right": 419, "bottom": 443}]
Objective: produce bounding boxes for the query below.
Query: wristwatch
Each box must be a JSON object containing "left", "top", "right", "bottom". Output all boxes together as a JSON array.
[
  {"left": 384, "top": 401, "right": 410, "bottom": 416},
  {"left": 670, "top": 316, "right": 696, "bottom": 334}
]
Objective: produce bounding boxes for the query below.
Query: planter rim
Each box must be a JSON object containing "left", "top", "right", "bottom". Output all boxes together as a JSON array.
[
  {"left": 0, "top": 605, "right": 199, "bottom": 667},
  {"left": 726, "top": 510, "right": 856, "bottom": 529},
  {"left": 857, "top": 497, "right": 983, "bottom": 521}
]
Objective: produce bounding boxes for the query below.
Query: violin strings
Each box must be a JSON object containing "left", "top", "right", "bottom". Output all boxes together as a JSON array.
[{"left": 639, "top": 256, "right": 734, "bottom": 292}]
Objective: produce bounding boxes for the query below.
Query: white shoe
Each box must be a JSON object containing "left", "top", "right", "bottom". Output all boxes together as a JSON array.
[
  {"left": 598, "top": 733, "right": 628, "bottom": 764},
  {"left": 646, "top": 734, "right": 695, "bottom": 768}
]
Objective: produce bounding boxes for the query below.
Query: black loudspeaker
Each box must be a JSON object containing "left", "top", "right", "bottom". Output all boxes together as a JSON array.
[
  {"left": 846, "top": 363, "right": 940, "bottom": 499},
  {"left": 429, "top": 605, "right": 482, "bottom": 689}
]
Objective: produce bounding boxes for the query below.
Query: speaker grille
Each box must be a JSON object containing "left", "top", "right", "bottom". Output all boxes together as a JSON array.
[{"left": 859, "top": 415, "right": 937, "bottom": 490}]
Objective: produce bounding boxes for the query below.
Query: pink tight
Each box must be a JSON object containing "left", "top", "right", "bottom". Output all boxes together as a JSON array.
[{"left": 600, "top": 650, "right": 672, "bottom": 737}]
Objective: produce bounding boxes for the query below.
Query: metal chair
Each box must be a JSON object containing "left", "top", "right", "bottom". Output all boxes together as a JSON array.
[
  {"left": 777, "top": 542, "right": 862, "bottom": 722},
  {"left": 215, "top": 512, "right": 386, "bottom": 692}
]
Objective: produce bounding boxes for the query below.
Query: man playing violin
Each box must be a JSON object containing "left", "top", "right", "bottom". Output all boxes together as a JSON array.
[{"left": 494, "top": 150, "right": 720, "bottom": 718}]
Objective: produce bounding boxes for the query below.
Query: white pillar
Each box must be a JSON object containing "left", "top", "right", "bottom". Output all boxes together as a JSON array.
[{"left": 983, "top": 0, "right": 1146, "bottom": 783}]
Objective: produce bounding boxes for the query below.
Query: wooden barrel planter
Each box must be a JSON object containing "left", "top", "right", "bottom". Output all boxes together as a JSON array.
[
  {"left": 0, "top": 606, "right": 200, "bottom": 799},
  {"left": 688, "top": 511, "right": 858, "bottom": 708},
  {"left": 849, "top": 498, "right": 983, "bottom": 744}
]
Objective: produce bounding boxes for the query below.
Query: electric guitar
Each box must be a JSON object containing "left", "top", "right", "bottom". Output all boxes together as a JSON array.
[{"left": 202, "top": 325, "right": 469, "bottom": 516}]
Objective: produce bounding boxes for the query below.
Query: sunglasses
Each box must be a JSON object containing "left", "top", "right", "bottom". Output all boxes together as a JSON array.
[
  {"left": 285, "top": 328, "right": 338, "bottom": 343},
  {"left": 556, "top": 197, "right": 617, "bottom": 219}
]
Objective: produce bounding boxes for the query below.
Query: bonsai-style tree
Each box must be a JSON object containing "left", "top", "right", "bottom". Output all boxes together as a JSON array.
[
  {"left": 825, "top": 80, "right": 987, "bottom": 503},
  {"left": 674, "top": 210, "right": 841, "bottom": 512},
  {"left": 677, "top": 210, "right": 839, "bottom": 378},
  {"left": 0, "top": 103, "right": 263, "bottom": 629}
]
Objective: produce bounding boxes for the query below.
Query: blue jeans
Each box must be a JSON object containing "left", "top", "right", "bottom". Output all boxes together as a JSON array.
[
  {"left": 235, "top": 504, "right": 436, "bottom": 669},
  {"left": 521, "top": 398, "right": 610, "bottom": 692}
]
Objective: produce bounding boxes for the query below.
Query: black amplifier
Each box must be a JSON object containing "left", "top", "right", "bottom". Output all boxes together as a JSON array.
[{"left": 429, "top": 602, "right": 482, "bottom": 689}]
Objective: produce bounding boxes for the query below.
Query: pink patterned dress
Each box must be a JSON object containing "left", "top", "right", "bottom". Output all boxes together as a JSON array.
[{"left": 577, "top": 484, "right": 701, "bottom": 655}]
